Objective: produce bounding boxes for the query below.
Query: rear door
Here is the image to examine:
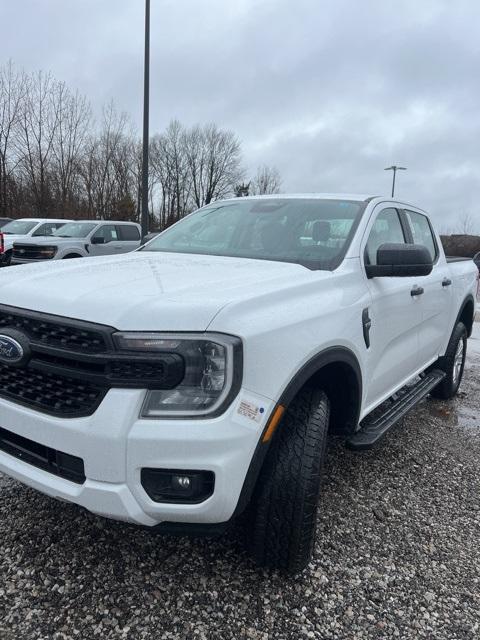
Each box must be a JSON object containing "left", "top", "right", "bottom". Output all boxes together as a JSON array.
[
  {"left": 116, "top": 224, "right": 141, "bottom": 253},
  {"left": 403, "top": 209, "right": 453, "bottom": 367},
  {"left": 362, "top": 207, "right": 423, "bottom": 410}
]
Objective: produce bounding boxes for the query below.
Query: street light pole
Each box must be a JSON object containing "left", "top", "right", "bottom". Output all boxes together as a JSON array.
[
  {"left": 384, "top": 165, "right": 407, "bottom": 198},
  {"left": 141, "top": 0, "right": 151, "bottom": 238}
]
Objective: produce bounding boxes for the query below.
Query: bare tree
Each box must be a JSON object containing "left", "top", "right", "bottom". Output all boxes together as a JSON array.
[
  {"left": 456, "top": 212, "right": 477, "bottom": 235},
  {"left": 18, "top": 71, "right": 64, "bottom": 215},
  {"left": 1, "top": 61, "right": 254, "bottom": 225},
  {"left": 184, "top": 123, "right": 244, "bottom": 208},
  {"left": 51, "top": 82, "right": 92, "bottom": 216},
  {"left": 80, "top": 103, "right": 134, "bottom": 220},
  {"left": 0, "top": 61, "right": 26, "bottom": 216},
  {"left": 250, "top": 164, "right": 282, "bottom": 195},
  {"left": 234, "top": 182, "right": 251, "bottom": 197},
  {"left": 151, "top": 120, "right": 192, "bottom": 227}
]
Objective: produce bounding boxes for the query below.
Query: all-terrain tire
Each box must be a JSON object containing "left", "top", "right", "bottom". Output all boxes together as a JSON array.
[
  {"left": 430, "top": 322, "right": 467, "bottom": 400},
  {"left": 249, "top": 388, "right": 330, "bottom": 573}
]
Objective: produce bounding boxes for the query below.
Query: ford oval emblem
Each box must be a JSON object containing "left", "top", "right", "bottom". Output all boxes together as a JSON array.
[{"left": 0, "top": 335, "right": 25, "bottom": 364}]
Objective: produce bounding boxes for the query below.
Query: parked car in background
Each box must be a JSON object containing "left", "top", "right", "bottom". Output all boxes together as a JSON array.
[
  {"left": 0, "top": 218, "right": 69, "bottom": 267},
  {"left": 0, "top": 217, "right": 12, "bottom": 229},
  {"left": 0, "top": 194, "right": 476, "bottom": 572},
  {"left": 12, "top": 220, "right": 142, "bottom": 264}
]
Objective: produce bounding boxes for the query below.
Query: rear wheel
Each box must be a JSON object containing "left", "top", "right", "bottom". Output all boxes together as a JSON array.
[
  {"left": 249, "top": 387, "right": 330, "bottom": 573},
  {"left": 430, "top": 322, "right": 467, "bottom": 399}
]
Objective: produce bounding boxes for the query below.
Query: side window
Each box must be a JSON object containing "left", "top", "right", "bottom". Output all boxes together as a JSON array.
[
  {"left": 92, "top": 224, "right": 118, "bottom": 243},
  {"left": 405, "top": 210, "right": 437, "bottom": 261},
  {"left": 118, "top": 225, "right": 140, "bottom": 241},
  {"left": 365, "top": 208, "right": 406, "bottom": 265},
  {"left": 32, "top": 222, "right": 64, "bottom": 237}
]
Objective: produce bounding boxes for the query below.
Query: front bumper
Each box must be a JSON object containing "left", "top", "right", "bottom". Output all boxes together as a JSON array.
[
  {"left": 11, "top": 257, "right": 50, "bottom": 265},
  {"left": 0, "top": 388, "right": 274, "bottom": 526}
]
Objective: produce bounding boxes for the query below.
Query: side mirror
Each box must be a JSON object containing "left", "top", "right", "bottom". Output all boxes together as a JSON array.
[
  {"left": 366, "top": 243, "right": 433, "bottom": 278},
  {"left": 91, "top": 236, "right": 105, "bottom": 245}
]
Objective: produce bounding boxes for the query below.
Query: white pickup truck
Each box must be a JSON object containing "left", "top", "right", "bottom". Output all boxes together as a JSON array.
[
  {"left": 11, "top": 220, "right": 142, "bottom": 263},
  {"left": 0, "top": 194, "right": 477, "bottom": 572},
  {"left": 0, "top": 218, "right": 69, "bottom": 266}
]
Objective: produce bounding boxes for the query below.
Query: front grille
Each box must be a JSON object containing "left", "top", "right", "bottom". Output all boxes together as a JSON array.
[
  {"left": 0, "top": 426, "right": 85, "bottom": 484},
  {"left": 0, "top": 363, "right": 105, "bottom": 417},
  {"left": 13, "top": 243, "right": 57, "bottom": 260},
  {"left": 0, "top": 308, "right": 108, "bottom": 353},
  {"left": 0, "top": 305, "right": 185, "bottom": 417}
]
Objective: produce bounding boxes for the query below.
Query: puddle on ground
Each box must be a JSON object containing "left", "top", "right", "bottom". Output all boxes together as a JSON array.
[{"left": 427, "top": 386, "right": 479, "bottom": 433}]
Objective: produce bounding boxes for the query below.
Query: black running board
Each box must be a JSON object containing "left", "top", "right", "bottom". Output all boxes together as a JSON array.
[{"left": 346, "top": 369, "right": 446, "bottom": 451}]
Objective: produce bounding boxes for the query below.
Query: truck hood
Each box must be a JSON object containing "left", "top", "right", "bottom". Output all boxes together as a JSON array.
[
  {"left": 3, "top": 234, "right": 51, "bottom": 250},
  {"left": 0, "top": 251, "right": 323, "bottom": 331},
  {"left": 12, "top": 236, "right": 83, "bottom": 246}
]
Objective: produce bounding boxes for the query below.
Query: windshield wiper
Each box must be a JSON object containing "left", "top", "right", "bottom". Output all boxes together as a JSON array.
[{"left": 55, "top": 235, "right": 73, "bottom": 238}]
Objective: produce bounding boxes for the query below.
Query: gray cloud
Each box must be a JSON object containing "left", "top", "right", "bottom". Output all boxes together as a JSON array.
[{"left": 2, "top": 0, "right": 480, "bottom": 230}]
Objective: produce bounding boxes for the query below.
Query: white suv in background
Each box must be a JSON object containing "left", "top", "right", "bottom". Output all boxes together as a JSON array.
[
  {"left": 12, "top": 220, "right": 142, "bottom": 263},
  {"left": 0, "top": 218, "right": 70, "bottom": 267}
]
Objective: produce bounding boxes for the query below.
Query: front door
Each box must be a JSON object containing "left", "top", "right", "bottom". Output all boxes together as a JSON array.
[
  {"left": 362, "top": 207, "right": 423, "bottom": 412},
  {"left": 89, "top": 224, "right": 121, "bottom": 256}
]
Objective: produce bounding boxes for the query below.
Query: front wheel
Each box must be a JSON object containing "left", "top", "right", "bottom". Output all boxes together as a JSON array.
[
  {"left": 249, "top": 388, "right": 330, "bottom": 573},
  {"left": 430, "top": 322, "right": 467, "bottom": 400},
  {"left": 0, "top": 251, "right": 12, "bottom": 267}
]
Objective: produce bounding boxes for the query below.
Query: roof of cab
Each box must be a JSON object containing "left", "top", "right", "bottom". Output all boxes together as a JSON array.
[
  {"left": 222, "top": 193, "right": 375, "bottom": 203},
  {"left": 69, "top": 220, "right": 141, "bottom": 225},
  {"left": 218, "top": 193, "right": 428, "bottom": 213},
  {"left": 12, "top": 218, "right": 71, "bottom": 223}
]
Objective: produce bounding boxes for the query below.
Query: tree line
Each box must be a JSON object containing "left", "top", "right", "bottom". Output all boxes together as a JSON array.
[{"left": 0, "top": 61, "right": 281, "bottom": 229}]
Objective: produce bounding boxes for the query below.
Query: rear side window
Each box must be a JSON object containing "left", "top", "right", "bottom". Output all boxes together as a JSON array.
[
  {"left": 118, "top": 225, "right": 140, "bottom": 241},
  {"left": 365, "top": 208, "right": 406, "bottom": 265},
  {"left": 405, "top": 210, "right": 437, "bottom": 261}
]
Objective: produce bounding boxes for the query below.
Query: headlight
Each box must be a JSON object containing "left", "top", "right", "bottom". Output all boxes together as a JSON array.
[
  {"left": 113, "top": 332, "right": 242, "bottom": 418},
  {"left": 39, "top": 246, "right": 57, "bottom": 258}
]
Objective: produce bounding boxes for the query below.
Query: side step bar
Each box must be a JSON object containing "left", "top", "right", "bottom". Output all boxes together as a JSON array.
[{"left": 346, "top": 369, "right": 446, "bottom": 451}]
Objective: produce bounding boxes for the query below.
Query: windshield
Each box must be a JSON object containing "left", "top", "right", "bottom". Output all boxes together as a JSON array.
[
  {"left": 1, "top": 220, "right": 37, "bottom": 235},
  {"left": 53, "top": 222, "right": 97, "bottom": 238},
  {"left": 143, "top": 198, "right": 364, "bottom": 269}
]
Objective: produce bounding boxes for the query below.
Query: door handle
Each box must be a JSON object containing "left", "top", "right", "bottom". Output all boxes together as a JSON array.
[
  {"left": 411, "top": 286, "right": 424, "bottom": 297},
  {"left": 442, "top": 278, "right": 452, "bottom": 287}
]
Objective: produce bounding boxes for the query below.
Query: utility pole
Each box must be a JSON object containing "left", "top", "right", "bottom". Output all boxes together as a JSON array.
[
  {"left": 141, "top": 0, "right": 151, "bottom": 238},
  {"left": 384, "top": 165, "right": 407, "bottom": 197}
]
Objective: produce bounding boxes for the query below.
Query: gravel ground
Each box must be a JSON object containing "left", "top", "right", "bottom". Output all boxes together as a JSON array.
[{"left": 0, "top": 325, "right": 479, "bottom": 639}]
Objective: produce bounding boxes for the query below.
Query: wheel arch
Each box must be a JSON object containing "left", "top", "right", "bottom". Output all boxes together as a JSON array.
[
  {"left": 232, "top": 346, "right": 363, "bottom": 519},
  {"left": 455, "top": 294, "right": 475, "bottom": 337},
  {"left": 278, "top": 346, "right": 363, "bottom": 436}
]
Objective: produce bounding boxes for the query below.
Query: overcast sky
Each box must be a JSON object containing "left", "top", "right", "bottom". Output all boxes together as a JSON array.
[{"left": 1, "top": 0, "right": 479, "bottom": 230}]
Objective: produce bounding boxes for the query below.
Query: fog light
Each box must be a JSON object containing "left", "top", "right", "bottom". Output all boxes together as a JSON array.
[
  {"left": 173, "top": 475, "right": 191, "bottom": 490},
  {"left": 141, "top": 468, "right": 215, "bottom": 504}
]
